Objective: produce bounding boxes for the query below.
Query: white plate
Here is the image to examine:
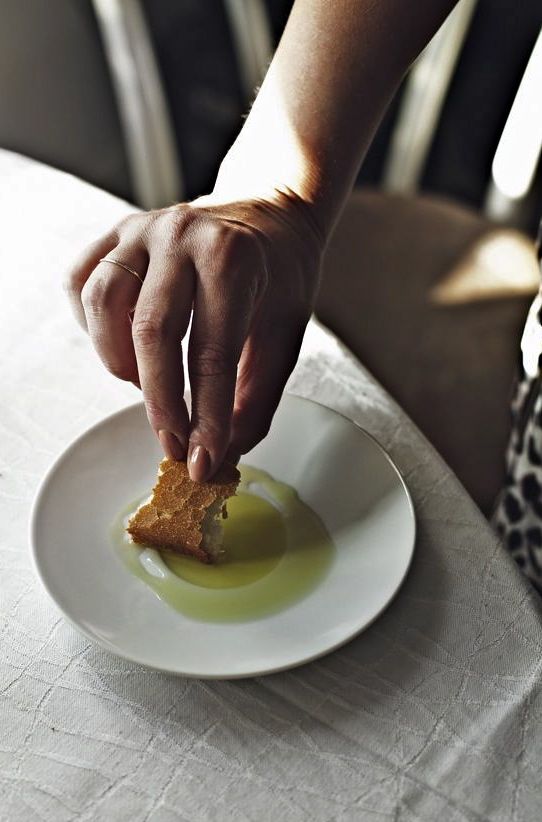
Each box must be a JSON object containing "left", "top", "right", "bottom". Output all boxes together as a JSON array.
[{"left": 30, "top": 394, "right": 415, "bottom": 679}]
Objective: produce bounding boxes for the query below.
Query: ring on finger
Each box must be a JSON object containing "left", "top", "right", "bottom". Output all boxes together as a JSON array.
[{"left": 100, "top": 256, "right": 146, "bottom": 285}]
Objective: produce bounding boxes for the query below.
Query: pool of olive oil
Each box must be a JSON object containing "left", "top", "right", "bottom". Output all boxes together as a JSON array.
[{"left": 111, "top": 465, "right": 335, "bottom": 622}]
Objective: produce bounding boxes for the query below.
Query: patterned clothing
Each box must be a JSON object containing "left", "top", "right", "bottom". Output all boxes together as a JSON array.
[{"left": 493, "top": 235, "right": 542, "bottom": 593}]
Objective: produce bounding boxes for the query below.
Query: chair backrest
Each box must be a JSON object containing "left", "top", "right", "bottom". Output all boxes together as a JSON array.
[
  {"left": 382, "top": 0, "right": 478, "bottom": 195},
  {"left": 92, "top": 0, "right": 182, "bottom": 209},
  {"left": 485, "top": 26, "right": 542, "bottom": 223}
]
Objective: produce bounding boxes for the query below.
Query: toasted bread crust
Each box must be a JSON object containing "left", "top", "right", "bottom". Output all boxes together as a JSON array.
[{"left": 126, "top": 458, "right": 240, "bottom": 562}]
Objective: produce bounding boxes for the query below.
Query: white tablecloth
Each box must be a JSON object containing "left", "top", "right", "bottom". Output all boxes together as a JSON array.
[{"left": 1, "top": 150, "right": 542, "bottom": 822}]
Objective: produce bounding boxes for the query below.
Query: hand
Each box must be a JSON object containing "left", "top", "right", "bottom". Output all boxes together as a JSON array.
[{"left": 65, "top": 189, "right": 324, "bottom": 481}]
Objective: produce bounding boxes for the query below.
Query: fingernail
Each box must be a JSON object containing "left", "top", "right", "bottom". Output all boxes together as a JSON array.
[
  {"left": 188, "top": 444, "right": 211, "bottom": 482},
  {"left": 158, "top": 430, "right": 186, "bottom": 461}
]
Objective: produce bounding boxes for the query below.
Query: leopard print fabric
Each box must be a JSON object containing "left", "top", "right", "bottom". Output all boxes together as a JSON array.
[{"left": 493, "top": 237, "right": 542, "bottom": 594}]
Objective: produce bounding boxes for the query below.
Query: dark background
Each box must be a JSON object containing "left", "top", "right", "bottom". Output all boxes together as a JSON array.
[{"left": 0, "top": 0, "right": 540, "bottom": 228}]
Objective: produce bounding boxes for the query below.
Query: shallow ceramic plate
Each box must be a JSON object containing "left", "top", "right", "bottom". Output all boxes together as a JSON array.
[{"left": 30, "top": 394, "right": 415, "bottom": 678}]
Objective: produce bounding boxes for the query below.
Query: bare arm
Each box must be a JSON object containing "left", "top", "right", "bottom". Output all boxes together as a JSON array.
[
  {"left": 66, "top": 0, "right": 458, "bottom": 480},
  {"left": 217, "top": 0, "right": 459, "bottom": 232}
]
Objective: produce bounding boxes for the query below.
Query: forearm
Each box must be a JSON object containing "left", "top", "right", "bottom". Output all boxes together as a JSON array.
[{"left": 216, "top": 0, "right": 458, "bottom": 237}]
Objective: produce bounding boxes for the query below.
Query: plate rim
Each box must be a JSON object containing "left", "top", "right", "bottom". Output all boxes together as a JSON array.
[{"left": 29, "top": 392, "right": 416, "bottom": 679}]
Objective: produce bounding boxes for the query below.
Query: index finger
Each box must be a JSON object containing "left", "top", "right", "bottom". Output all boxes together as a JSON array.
[{"left": 188, "top": 233, "right": 261, "bottom": 481}]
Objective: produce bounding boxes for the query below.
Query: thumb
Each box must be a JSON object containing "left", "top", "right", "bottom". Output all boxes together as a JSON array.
[{"left": 227, "top": 320, "right": 307, "bottom": 460}]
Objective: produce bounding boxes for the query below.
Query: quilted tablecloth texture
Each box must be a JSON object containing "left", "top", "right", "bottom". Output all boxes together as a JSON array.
[{"left": 1, "top": 150, "right": 542, "bottom": 822}]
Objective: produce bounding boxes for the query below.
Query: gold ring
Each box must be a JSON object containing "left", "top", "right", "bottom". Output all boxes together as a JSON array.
[{"left": 100, "top": 256, "right": 145, "bottom": 285}]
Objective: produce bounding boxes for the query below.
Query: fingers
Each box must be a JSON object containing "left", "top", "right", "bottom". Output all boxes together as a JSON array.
[
  {"left": 227, "top": 318, "right": 307, "bottom": 461},
  {"left": 64, "top": 231, "right": 118, "bottom": 330},
  {"left": 68, "top": 207, "right": 313, "bottom": 482},
  {"left": 132, "top": 252, "right": 195, "bottom": 461},
  {"left": 187, "top": 230, "right": 261, "bottom": 481},
  {"left": 81, "top": 243, "right": 147, "bottom": 385}
]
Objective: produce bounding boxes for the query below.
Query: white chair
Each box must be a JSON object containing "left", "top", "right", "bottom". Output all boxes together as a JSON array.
[{"left": 92, "top": 0, "right": 272, "bottom": 208}]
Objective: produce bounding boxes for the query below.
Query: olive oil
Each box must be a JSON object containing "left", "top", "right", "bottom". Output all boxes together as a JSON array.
[{"left": 111, "top": 465, "right": 335, "bottom": 622}]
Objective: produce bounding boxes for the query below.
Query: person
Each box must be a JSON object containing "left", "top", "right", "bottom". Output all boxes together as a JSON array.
[
  {"left": 494, "top": 233, "right": 542, "bottom": 593},
  {"left": 65, "top": 0, "right": 460, "bottom": 480},
  {"left": 64, "top": 1, "right": 542, "bottom": 589}
]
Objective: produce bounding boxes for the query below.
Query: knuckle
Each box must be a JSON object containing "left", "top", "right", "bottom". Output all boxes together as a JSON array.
[
  {"left": 143, "top": 396, "right": 185, "bottom": 433},
  {"left": 144, "top": 397, "right": 170, "bottom": 426},
  {"left": 158, "top": 208, "right": 194, "bottom": 248},
  {"left": 198, "top": 223, "right": 266, "bottom": 301},
  {"left": 81, "top": 277, "right": 110, "bottom": 314},
  {"left": 116, "top": 212, "right": 143, "bottom": 236},
  {"left": 63, "top": 267, "right": 85, "bottom": 297},
  {"left": 205, "top": 221, "right": 230, "bottom": 250},
  {"left": 189, "top": 341, "right": 236, "bottom": 378},
  {"left": 208, "top": 224, "right": 256, "bottom": 274},
  {"left": 132, "top": 313, "right": 172, "bottom": 349},
  {"left": 103, "top": 359, "right": 134, "bottom": 382}
]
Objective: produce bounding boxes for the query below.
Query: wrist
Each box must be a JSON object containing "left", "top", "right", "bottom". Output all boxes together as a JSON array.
[
  {"left": 214, "top": 147, "right": 332, "bottom": 246},
  {"left": 193, "top": 183, "right": 326, "bottom": 263}
]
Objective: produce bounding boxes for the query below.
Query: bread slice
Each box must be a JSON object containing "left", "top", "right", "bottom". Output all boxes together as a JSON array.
[{"left": 126, "top": 458, "right": 240, "bottom": 563}]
